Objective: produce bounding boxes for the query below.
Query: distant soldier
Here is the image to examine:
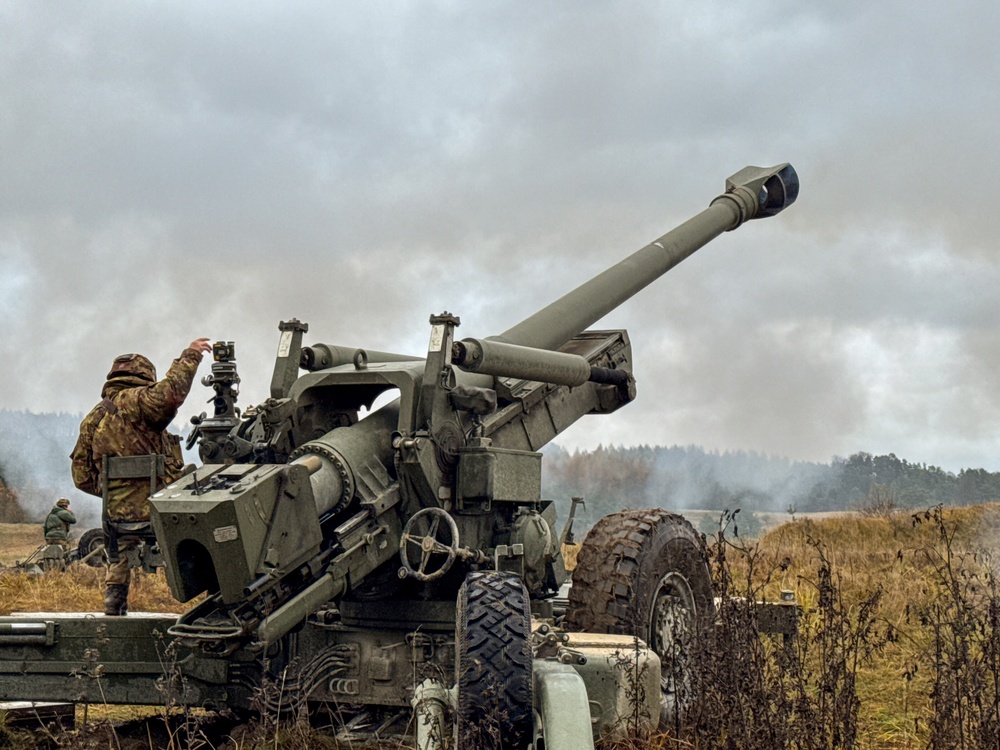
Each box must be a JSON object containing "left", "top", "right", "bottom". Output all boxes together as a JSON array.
[
  {"left": 70, "top": 339, "right": 211, "bottom": 616},
  {"left": 43, "top": 497, "right": 76, "bottom": 550}
]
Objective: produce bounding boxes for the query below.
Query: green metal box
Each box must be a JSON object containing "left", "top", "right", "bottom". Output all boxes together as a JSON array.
[{"left": 456, "top": 446, "right": 542, "bottom": 506}]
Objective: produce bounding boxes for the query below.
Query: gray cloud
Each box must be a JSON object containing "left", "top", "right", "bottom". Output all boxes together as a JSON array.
[{"left": 2, "top": 1, "right": 999, "bottom": 479}]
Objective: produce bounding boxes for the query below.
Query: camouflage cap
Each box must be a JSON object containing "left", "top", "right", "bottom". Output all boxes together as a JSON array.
[
  {"left": 107, "top": 353, "right": 156, "bottom": 383},
  {"left": 57, "top": 497, "right": 70, "bottom": 508}
]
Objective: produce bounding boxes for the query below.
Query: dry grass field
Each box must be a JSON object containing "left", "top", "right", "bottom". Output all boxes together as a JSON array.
[
  {"left": 0, "top": 523, "right": 59, "bottom": 566},
  {"left": 680, "top": 504, "right": 1000, "bottom": 750},
  {"left": 0, "top": 563, "right": 180, "bottom": 616},
  {"left": 2, "top": 506, "right": 1000, "bottom": 749},
  {"left": 0, "top": 524, "right": 180, "bottom": 615}
]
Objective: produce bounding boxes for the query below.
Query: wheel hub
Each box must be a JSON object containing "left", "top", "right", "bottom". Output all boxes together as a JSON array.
[{"left": 648, "top": 571, "right": 697, "bottom": 701}]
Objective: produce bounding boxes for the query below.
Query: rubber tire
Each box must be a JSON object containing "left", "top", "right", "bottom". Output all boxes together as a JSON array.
[
  {"left": 565, "top": 508, "right": 714, "bottom": 729},
  {"left": 455, "top": 571, "right": 533, "bottom": 749},
  {"left": 77, "top": 528, "right": 107, "bottom": 568}
]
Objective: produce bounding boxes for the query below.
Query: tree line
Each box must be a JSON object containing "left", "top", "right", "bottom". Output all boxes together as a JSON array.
[
  {"left": 541, "top": 445, "right": 1000, "bottom": 531},
  {"left": 3, "top": 410, "right": 999, "bottom": 528}
]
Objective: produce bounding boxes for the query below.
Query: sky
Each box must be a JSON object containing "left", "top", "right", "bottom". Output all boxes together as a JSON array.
[{"left": 2, "top": 1, "right": 999, "bottom": 474}]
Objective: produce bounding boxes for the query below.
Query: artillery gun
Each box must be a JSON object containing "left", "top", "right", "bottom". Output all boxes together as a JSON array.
[
  {"left": 3, "top": 529, "right": 107, "bottom": 575},
  {"left": 0, "top": 164, "right": 798, "bottom": 748}
]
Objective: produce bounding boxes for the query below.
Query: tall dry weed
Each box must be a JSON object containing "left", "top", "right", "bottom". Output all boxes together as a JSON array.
[
  {"left": 654, "top": 512, "right": 889, "bottom": 749},
  {"left": 0, "top": 564, "right": 180, "bottom": 615},
  {"left": 600, "top": 504, "right": 1000, "bottom": 750},
  {"left": 5, "top": 508, "right": 1000, "bottom": 748},
  {"left": 908, "top": 506, "right": 1000, "bottom": 750}
]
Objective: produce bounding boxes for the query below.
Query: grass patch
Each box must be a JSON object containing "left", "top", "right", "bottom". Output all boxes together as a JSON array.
[
  {"left": 0, "top": 563, "right": 180, "bottom": 615},
  {"left": 5, "top": 509, "right": 1000, "bottom": 748},
  {"left": 0, "top": 523, "right": 54, "bottom": 566}
]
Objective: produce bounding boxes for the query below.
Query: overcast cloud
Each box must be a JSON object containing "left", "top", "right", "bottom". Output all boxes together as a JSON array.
[{"left": 2, "top": 1, "right": 999, "bottom": 473}]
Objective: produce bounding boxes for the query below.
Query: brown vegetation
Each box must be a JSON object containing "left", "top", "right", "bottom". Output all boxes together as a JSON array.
[
  {"left": 4, "top": 507, "right": 1000, "bottom": 748},
  {"left": 599, "top": 503, "right": 1000, "bottom": 750},
  {"left": 0, "top": 523, "right": 48, "bottom": 565},
  {"left": 0, "top": 546, "right": 180, "bottom": 616},
  {"left": 0, "top": 485, "right": 31, "bottom": 525}
]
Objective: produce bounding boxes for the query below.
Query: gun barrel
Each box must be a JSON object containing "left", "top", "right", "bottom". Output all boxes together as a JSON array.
[{"left": 495, "top": 164, "right": 798, "bottom": 352}]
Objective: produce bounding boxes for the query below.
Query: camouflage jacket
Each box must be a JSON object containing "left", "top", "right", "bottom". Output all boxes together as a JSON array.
[
  {"left": 43, "top": 507, "right": 76, "bottom": 540},
  {"left": 70, "top": 348, "right": 203, "bottom": 522}
]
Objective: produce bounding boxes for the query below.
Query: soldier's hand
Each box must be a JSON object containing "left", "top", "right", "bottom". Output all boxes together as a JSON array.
[{"left": 188, "top": 338, "right": 213, "bottom": 354}]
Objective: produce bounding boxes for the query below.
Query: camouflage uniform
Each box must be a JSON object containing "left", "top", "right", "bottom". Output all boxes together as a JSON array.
[
  {"left": 43, "top": 500, "right": 76, "bottom": 551},
  {"left": 70, "top": 347, "right": 204, "bottom": 615}
]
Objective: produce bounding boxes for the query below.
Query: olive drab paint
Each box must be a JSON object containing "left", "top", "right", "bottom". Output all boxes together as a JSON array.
[{"left": 1, "top": 164, "right": 799, "bottom": 747}]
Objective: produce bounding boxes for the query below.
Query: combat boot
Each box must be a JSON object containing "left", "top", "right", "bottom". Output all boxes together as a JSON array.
[{"left": 103, "top": 582, "right": 129, "bottom": 616}]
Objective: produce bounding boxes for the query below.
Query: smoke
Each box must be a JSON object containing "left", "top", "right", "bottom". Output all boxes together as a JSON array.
[
  {"left": 645, "top": 448, "right": 831, "bottom": 514},
  {"left": 542, "top": 443, "right": 840, "bottom": 536},
  {"left": 0, "top": 411, "right": 101, "bottom": 526},
  {"left": 3, "top": 2, "right": 1000, "bottom": 472}
]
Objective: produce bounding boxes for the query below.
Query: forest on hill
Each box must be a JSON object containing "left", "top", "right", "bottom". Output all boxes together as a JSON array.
[
  {"left": 3, "top": 410, "right": 1000, "bottom": 528},
  {"left": 542, "top": 444, "right": 1000, "bottom": 529}
]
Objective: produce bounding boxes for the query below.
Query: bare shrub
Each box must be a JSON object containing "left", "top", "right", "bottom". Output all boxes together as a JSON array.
[
  {"left": 10, "top": 506, "right": 1000, "bottom": 749},
  {"left": 641, "top": 510, "right": 890, "bottom": 750},
  {"left": 859, "top": 483, "right": 901, "bottom": 518},
  {"left": 911, "top": 505, "right": 1000, "bottom": 750}
]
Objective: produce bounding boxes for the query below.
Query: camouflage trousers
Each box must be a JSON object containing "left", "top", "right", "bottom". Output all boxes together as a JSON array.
[
  {"left": 105, "top": 535, "right": 141, "bottom": 586},
  {"left": 45, "top": 538, "right": 70, "bottom": 552}
]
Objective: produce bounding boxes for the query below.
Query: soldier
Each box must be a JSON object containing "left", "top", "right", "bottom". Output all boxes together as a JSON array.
[
  {"left": 43, "top": 497, "right": 76, "bottom": 551},
  {"left": 71, "top": 338, "right": 212, "bottom": 616}
]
